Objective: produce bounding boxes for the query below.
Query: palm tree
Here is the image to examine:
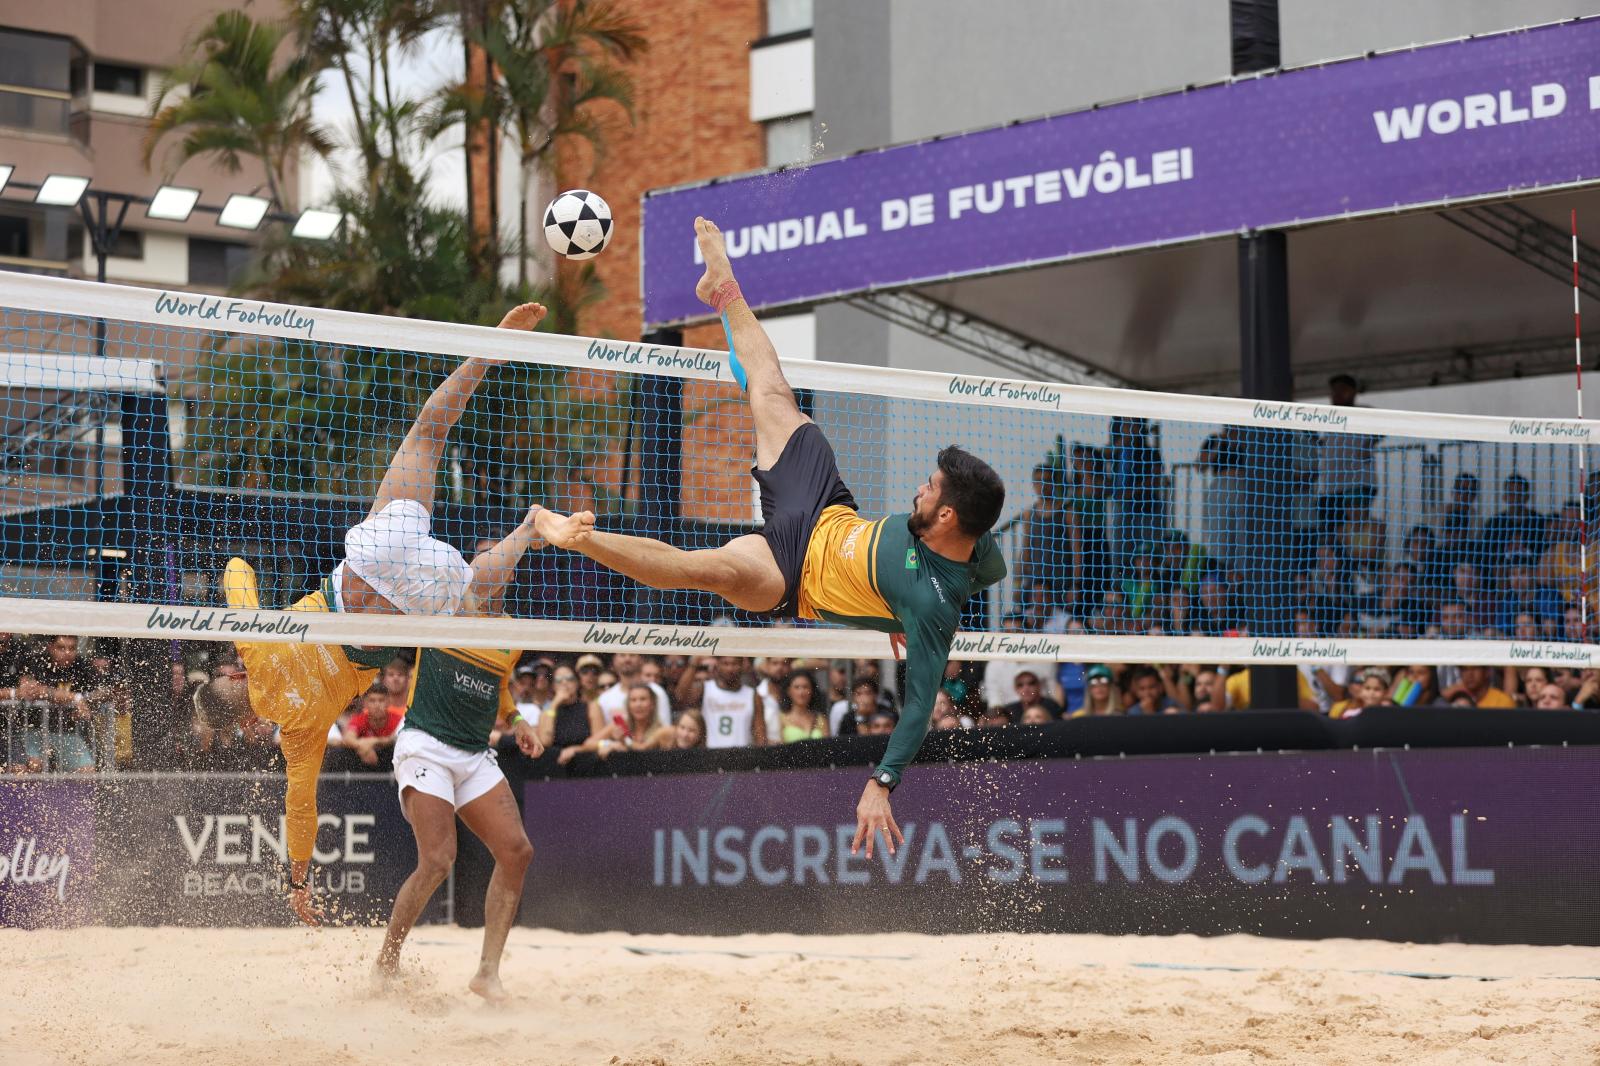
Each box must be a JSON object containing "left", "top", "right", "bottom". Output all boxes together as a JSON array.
[
  {"left": 144, "top": 11, "right": 333, "bottom": 212},
  {"left": 286, "top": 0, "right": 448, "bottom": 198},
  {"left": 437, "top": 0, "right": 647, "bottom": 285}
]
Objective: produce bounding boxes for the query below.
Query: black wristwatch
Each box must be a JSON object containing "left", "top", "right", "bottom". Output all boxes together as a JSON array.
[{"left": 870, "top": 769, "right": 898, "bottom": 793}]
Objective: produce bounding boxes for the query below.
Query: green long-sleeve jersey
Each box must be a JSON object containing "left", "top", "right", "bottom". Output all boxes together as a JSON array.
[{"left": 798, "top": 505, "right": 1007, "bottom": 785}]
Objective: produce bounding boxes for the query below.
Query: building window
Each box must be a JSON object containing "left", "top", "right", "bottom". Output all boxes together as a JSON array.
[
  {"left": 765, "top": 0, "right": 813, "bottom": 36},
  {"left": 765, "top": 113, "right": 815, "bottom": 166},
  {"left": 108, "top": 229, "right": 143, "bottom": 260},
  {"left": 0, "top": 92, "right": 68, "bottom": 135},
  {"left": 68, "top": 224, "right": 144, "bottom": 261},
  {"left": 0, "top": 214, "right": 30, "bottom": 259},
  {"left": 0, "top": 29, "right": 73, "bottom": 92},
  {"left": 0, "top": 29, "right": 85, "bottom": 136},
  {"left": 188, "top": 238, "right": 252, "bottom": 288},
  {"left": 93, "top": 62, "right": 144, "bottom": 97}
]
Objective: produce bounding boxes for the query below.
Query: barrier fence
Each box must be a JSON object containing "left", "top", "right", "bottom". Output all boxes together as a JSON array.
[{"left": 2, "top": 699, "right": 118, "bottom": 772}]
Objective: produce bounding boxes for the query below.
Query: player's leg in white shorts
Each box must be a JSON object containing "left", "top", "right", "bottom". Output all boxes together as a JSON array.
[{"left": 392, "top": 727, "right": 505, "bottom": 818}]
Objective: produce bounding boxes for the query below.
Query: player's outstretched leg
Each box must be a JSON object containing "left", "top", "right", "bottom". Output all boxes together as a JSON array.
[
  {"left": 535, "top": 507, "right": 785, "bottom": 614},
  {"left": 695, "top": 217, "right": 810, "bottom": 471}
]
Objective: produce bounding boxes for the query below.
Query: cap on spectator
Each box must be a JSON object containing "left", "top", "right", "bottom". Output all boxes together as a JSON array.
[
  {"left": 514, "top": 662, "right": 537, "bottom": 677},
  {"left": 576, "top": 654, "right": 605, "bottom": 671},
  {"left": 1086, "top": 664, "right": 1113, "bottom": 683}
]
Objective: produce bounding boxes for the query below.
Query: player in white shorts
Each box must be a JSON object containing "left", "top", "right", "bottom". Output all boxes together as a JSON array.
[{"left": 374, "top": 505, "right": 549, "bottom": 1003}]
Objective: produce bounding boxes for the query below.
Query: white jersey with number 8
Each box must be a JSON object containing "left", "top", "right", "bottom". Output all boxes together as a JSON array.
[{"left": 700, "top": 681, "right": 757, "bottom": 748}]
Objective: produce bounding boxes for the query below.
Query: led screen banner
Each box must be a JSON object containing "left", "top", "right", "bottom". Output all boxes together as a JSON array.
[
  {"left": 521, "top": 747, "right": 1600, "bottom": 944},
  {"left": 0, "top": 780, "right": 94, "bottom": 928},
  {"left": 0, "top": 774, "right": 435, "bottom": 927},
  {"left": 643, "top": 17, "right": 1600, "bottom": 326}
]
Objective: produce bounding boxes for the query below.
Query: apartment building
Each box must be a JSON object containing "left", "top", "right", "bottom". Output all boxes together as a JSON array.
[{"left": 0, "top": 2, "right": 285, "bottom": 290}]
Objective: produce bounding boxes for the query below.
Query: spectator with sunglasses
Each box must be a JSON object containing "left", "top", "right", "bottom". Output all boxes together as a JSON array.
[
  {"left": 1068, "top": 665, "right": 1122, "bottom": 717},
  {"left": 538, "top": 665, "right": 606, "bottom": 765}
]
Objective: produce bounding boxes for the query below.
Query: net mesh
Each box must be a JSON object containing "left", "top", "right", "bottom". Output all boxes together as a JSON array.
[{"left": 1, "top": 273, "right": 1596, "bottom": 664}]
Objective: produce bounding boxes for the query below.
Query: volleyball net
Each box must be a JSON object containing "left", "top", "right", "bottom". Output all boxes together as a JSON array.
[{"left": 0, "top": 270, "right": 1595, "bottom": 666}]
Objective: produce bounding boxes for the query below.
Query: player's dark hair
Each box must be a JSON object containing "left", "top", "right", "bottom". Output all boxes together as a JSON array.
[{"left": 936, "top": 446, "right": 1006, "bottom": 536}]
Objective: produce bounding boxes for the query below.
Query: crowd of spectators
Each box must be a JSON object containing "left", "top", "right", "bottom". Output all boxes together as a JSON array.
[
  {"left": 7, "top": 368, "right": 1598, "bottom": 773},
  {"left": 0, "top": 633, "right": 129, "bottom": 773},
  {"left": 4, "top": 637, "right": 1595, "bottom": 775},
  {"left": 1009, "top": 374, "right": 1596, "bottom": 647},
  {"left": 337, "top": 650, "right": 1600, "bottom": 768}
]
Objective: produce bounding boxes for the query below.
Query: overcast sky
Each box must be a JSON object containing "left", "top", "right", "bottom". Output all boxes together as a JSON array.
[{"left": 303, "top": 29, "right": 468, "bottom": 210}]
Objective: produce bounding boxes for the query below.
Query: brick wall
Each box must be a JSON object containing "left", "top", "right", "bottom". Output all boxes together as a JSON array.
[{"left": 556, "top": 0, "right": 765, "bottom": 523}]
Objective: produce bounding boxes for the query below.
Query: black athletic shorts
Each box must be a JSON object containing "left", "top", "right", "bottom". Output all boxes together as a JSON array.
[{"left": 752, "top": 422, "right": 857, "bottom": 618}]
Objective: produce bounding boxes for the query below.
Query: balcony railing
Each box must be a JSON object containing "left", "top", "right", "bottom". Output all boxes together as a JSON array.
[{"left": 0, "top": 83, "right": 89, "bottom": 144}]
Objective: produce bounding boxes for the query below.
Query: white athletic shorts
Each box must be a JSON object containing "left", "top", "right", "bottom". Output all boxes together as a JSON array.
[{"left": 392, "top": 726, "right": 505, "bottom": 816}]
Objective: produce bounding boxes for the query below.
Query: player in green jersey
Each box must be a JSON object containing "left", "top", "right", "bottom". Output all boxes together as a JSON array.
[
  {"left": 532, "top": 217, "right": 1007, "bottom": 860},
  {"left": 373, "top": 507, "right": 546, "bottom": 1002}
]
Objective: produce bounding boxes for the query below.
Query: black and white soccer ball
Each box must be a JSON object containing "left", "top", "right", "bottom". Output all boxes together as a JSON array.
[{"left": 542, "top": 189, "right": 614, "bottom": 260}]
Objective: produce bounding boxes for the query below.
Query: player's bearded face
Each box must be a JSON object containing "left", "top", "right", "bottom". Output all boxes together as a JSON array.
[{"left": 908, "top": 482, "right": 939, "bottom": 537}]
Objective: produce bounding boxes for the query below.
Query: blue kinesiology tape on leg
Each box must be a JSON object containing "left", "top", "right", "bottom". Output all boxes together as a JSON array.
[{"left": 721, "top": 312, "right": 748, "bottom": 392}]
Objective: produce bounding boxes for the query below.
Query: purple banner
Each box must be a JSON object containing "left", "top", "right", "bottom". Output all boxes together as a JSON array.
[
  {"left": 0, "top": 776, "right": 430, "bottom": 928},
  {"left": 522, "top": 747, "right": 1600, "bottom": 942},
  {"left": 0, "top": 779, "right": 94, "bottom": 928},
  {"left": 643, "top": 18, "right": 1600, "bottom": 325}
]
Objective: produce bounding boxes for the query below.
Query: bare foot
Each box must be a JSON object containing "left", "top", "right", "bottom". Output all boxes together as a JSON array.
[
  {"left": 497, "top": 302, "right": 548, "bottom": 331},
  {"left": 368, "top": 962, "right": 400, "bottom": 998},
  {"left": 534, "top": 508, "right": 595, "bottom": 549},
  {"left": 468, "top": 971, "right": 509, "bottom": 1005},
  {"left": 694, "top": 217, "right": 736, "bottom": 307}
]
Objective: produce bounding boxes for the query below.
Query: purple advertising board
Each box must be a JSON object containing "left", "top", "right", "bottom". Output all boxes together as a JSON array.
[
  {"left": 643, "top": 18, "right": 1600, "bottom": 326},
  {"left": 522, "top": 747, "right": 1600, "bottom": 943},
  {"left": 0, "top": 775, "right": 430, "bottom": 928},
  {"left": 0, "top": 779, "right": 94, "bottom": 928}
]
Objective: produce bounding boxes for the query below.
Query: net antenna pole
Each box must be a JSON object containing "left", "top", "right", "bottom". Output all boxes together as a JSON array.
[{"left": 1574, "top": 209, "right": 1591, "bottom": 643}]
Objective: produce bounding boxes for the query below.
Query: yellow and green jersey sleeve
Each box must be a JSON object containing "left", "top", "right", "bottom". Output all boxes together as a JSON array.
[{"left": 797, "top": 517, "right": 1006, "bottom": 785}]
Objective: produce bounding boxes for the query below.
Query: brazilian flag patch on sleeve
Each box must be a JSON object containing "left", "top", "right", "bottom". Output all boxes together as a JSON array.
[{"left": 905, "top": 548, "right": 919, "bottom": 569}]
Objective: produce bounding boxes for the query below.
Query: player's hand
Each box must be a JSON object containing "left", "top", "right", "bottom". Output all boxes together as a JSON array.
[
  {"left": 513, "top": 719, "right": 544, "bottom": 758},
  {"left": 851, "top": 780, "right": 903, "bottom": 860},
  {"left": 889, "top": 633, "right": 906, "bottom": 661},
  {"left": 287, "top": 877, "right": 324, "bottom": 927}
]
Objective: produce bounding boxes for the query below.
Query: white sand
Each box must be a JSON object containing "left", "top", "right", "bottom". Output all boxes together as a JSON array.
[{"left": 2, "top": 927, "right": 1596, "bottom": 1065}]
